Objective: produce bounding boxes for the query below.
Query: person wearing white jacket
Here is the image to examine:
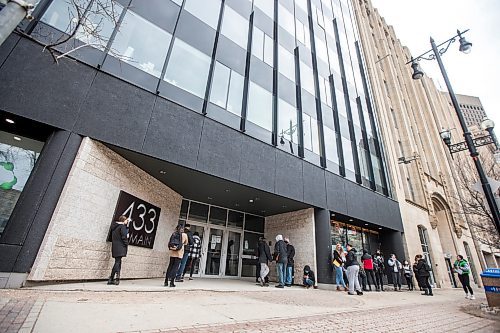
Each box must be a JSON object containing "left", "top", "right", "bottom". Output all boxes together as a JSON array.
[{"left": 388, "top": 254, "right": 402, "bottom": 291}]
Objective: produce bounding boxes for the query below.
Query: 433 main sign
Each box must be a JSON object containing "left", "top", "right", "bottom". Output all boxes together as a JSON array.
[{"left": 108, "top": 191, "right": 161, "bottom": 249}]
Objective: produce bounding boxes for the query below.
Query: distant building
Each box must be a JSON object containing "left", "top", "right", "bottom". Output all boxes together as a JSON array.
[{"left": 443, "top": 93, "right": 487, "bottom": 128}]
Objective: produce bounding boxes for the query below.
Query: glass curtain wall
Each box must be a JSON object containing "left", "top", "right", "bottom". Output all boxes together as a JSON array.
[{"left": 34, "top": 0, "right": 389, "bottom": 196}]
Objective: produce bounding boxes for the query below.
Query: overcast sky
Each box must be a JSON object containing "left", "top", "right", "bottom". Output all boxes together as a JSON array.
[{"left": 370, "top": 0, "right": 499, "bottom": 135}]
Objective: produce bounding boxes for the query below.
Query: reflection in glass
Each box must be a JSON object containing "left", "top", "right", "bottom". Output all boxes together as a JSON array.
[
  {"left": 244, "top": 214, "right": 265, "bottom": 233},
  {"left": 209, "top": 206, "right": 227, "bottom": 226},
  {"left": 278, "top": 45, "right": 295, "bottom": 83},
  {"left": 278, "top": 99, "right": 298, "bottom": 144},
  {"left": 41, "top": 0, "right": 91, "bottom": 34},
  {"left": 320, "top": 76, "right": 332, "bottom": 107},
  {"left": 247, "top": 81, "right": 273, "bottom": 131},
  {"left": 210, "top": 62, "right": 244, "bottom": 116},
  {"left": 227, "top": 210, "right": 244, "bottom": 229},
  {"left": 330, "top": 221, "right": 347, "bottom": 248},
  {"left": 252, "top": 27, "right": 273, "bottom": 67},
  {"left": 205, "top": 228, "right": 223, "bottom": 275},
  {"left": 324, "top": 125, "right": 338, "bottom": 163},
  {"left": 179, "top": 199, "right": 189, "bottom": 219},
  {"left": 225, "top": 231, "right": 241, "bottom": 276},
  {"left": 110, "top": 10, "right": 171, "bottom": 77},
  {"left": 188, "top": 201, "right": 208, "bottom": 223},
  {"left": 342, "top": 137, "right": 355, "bottom": 172},
  {"left": 0, "top": 132, "right": 43, "bottom": 236},
  {"left": 300, "top": 61, "right": 315, "bottom": 95},
  {"left": 221, "top": 6, "right": 249, "bottom": 49},
  {"left": 164, "top": 38, "right": 211, "bottom": 97},
  {"left": 184, "top": 0, "right": 221, "bottom": 29},
  {"left": 254, "top": 0, "right": 274, "bottom": 18},
  {"left": 278, "top": 3, "right": 294, "bottom": 33}
]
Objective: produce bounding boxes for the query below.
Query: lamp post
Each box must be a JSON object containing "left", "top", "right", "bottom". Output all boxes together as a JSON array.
[{"left": 408, "top": 29, "right": 500, "bottom": 235}]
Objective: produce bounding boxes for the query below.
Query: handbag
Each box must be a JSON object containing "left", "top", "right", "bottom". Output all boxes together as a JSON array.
[{"left": 332, "top": 259, "right": 341, "bottom": 267}]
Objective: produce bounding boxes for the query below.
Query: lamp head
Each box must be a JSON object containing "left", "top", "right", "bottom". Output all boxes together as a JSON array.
[
  {"left": 457, "top": 30, "right": 472, "bottom": 54},
  {"left": 481, "top": 117, "right": 494, "bottom": 131},
  {"left": 279, "top": 135, "right": 285, "bottom": 145},
  {"left": 439, "top": 127, "right": 452, "bottom": 146},
  {"left": 411, "top": 59, "right": 424, "bottom": 80}
]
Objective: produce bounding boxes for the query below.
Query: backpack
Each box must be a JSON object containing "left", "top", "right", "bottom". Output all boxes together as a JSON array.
[
  {"left": 425, "top": 262, "right": 432, "bottom": 272},
  {"left": 168, "top": 231, "right": 182, "bottom": 251}
]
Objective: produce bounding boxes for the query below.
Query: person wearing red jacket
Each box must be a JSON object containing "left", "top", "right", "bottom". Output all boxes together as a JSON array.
[{"left": 361, "top": 250, "right": 377, "bottom": 291}]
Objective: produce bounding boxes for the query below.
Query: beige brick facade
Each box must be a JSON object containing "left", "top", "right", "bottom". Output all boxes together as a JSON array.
[
  {"left": 264, "top": 208, "right": 317, "bottom": 284},
  {"left": 28, "top": 138, "right": 182, "bottom": 281},
  {"left": 353, "top": 0, "right": 489, "bottom": 287}
]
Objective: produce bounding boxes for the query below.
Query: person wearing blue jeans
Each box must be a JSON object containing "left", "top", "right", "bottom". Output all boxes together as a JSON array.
[
  {"left": 175, "top": 225, "right": 193, "bottom": 282},
  {"left": 333, "top": 244, "right": 347, "bottom": 291},
  {"left": 274, "top": 234, "right": 288, "bottom": 288},
  {"left": 303, "top": 265, "right": 316, "bottom": 289},
  {"left": 284, "top": 237, "right": 295, "bottom": 287}
]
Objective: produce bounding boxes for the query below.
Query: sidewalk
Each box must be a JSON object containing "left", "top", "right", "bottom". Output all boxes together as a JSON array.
[{"left": 0, "top": 278, "right": 497, "bottom": 332}]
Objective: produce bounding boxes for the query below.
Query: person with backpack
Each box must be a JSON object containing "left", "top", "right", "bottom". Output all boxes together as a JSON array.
[
  {"left": 454, "top": 255, "right": 475, "bottom": 299},
  {"left": 361, "top": 250, "right": 376, "bottom": 291},
  {"left": 175, "top": 224, "right": 194, "bottom": 282},
  {"left": 164, "top": 224, "right": 188, "bottom": 287},
  {"left": 388, "top": 254, "right": 402, "bottom": 291},
  {"left": 107, "top": 215, "right": 129, "bottom": 285},
  {"left": 185, "top": 231, "right": 202, "bottom": 280},
  {"left": 373, "top": 250, "right": 385, "bottom": 291},
  {"left": 415, "top": 254, "right": 433, "bottom": 296},
  {"left": 403, "top": 260, "right": 414, "bottom": 291},
  {"left": 273, "top": 234, "right": 288, "bottom": 288}
]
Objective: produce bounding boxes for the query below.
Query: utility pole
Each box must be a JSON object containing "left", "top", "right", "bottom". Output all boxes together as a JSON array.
[{"left": 0, "top": 0, "right": 34, "bottom": 47}]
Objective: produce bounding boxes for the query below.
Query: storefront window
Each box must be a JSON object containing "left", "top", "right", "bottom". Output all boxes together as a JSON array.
[{"left": 0, "top": 132, "right": 44, "bottom": 236}]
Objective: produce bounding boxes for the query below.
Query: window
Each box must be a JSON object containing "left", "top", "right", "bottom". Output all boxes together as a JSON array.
[
  {"left": 323, "top": 125, "right": 338, "bottom": 163},
  {"left": 295, "top": 18, "right": 309, "bottom": 47},
  {"left": 300, "top": 61, "right": 315, "bottom": 95},
  {"left": 109, "top": 10, "right": 171, "bottom": 77},
  {"left": 184, "top": 0, "right": 221, "bottom": 29},
  {"left": 0, "top": 132, "right": 44, "bottom": 237},
  {"left": 278, "top": 99, "right": 298, "bottom": 144},
  {"left": 320, "top": 76, "right": 332, "bottom": 107},
  {"left": 315, "top": 6, "right": 325, "bottom": 28},
  {"left": 247, "top": 81, "right": 273, "bottom": 131},
  {"left": 296, "top": 0, "right": 308, "bottom": 12},
  {"left": 254, "top": 0, "right": 274, "bottom": 19},
  {"left": 278, "top": 4, "right": 295, "bottom": 33},
  {"left": 221, "top": 6, "right": 249, "bottom": 49},
  {"left": 227, "top": 210, "right": 244, "bottom": 229},
  {"left": 315, "top": 36, "right": 329, "bottom": 65},
  {"left": 209, "top": 206, "right": 227, "bottom": 226},
  {"left": 252, "top": 27, "right": 273, "bottom": 66},
  {"left": 278, "top": 44, "right": 295, "bottom": 82},
  {"left": 164, "top": 38, "right": 211, "bottom": 98},
  {"left": 210, "top": 61, "right": 244, "bottom": 116},
  {"left": 303, "top": 113, "right": 320, "bottom": 154},
  {"left": 342, "top": 137, "right": 355, "bottom": 172},
  {"left": 41, "top": 0, "right": 91, "bottom": 34}
]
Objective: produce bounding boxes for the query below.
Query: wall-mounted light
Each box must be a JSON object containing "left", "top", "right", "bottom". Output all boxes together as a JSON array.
[
  {"left": 13, "top": 136, "right": 21, "bottom": 141},
  {"left": 5, "top": 119, "right": 14, "bottom": 124}
]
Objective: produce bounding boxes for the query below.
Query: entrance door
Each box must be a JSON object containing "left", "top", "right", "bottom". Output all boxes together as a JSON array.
[
  {"left": 187, "top": 224, "right": 205, "bottom": 277},
  {"left": 445, "top": 257, "right": 457, "bottom": 288},
  {"left": 205, "top": 228, "right": 224, "bottom": 276},
  {"left": 225, "top": 231, "right": 241, "bottom": 277}
]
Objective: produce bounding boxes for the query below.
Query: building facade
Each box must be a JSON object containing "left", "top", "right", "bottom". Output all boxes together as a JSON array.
[
  {"left": 0, "top": 0, "right": 404, "bottom": 288},
  {"left": 353, "top": 0, "right": 491, "bottom": 288},
  {"left": 452, "top": 94, "right": 487, "bottom": 129}
]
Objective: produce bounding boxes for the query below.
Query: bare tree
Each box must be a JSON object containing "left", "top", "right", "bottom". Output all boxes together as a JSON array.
[
  {"left": 20, "top": 0, "right": 130, "bottom": 64},
  {"left": 453, "top": 145, "right": 500, "bottom": 249}
]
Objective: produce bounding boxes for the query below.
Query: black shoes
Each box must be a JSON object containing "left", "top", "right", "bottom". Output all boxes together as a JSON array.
[
  {"left": 356, "top": 290, "right": 364, "bottom": 295},
  {"left": 275, "top": 285, "right": 284, "bottom": 288},
  {"left": 107, "top": 278, "right": 114, "bottom": 285}
]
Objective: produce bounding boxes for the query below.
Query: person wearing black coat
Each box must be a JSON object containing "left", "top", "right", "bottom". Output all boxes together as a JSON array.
[
  {"left": 273, "top": 234, "right": 288, "bottom": 288},
  {"left": 345, "top": 244, "right": 363, "bottom": 295},
  {"left": 108, "top": 215, "right": 129, "bottom": 285},
  {"left": 303, "top": 265, "right": 316, "bottom": 288},
  {"left": 284, "top": 237, "right": 295, "bottom": 287},
  {"left": 415, "top": 254, "right": 433, "bottom": 296},
  {"left": 256, "top": 237, "right": 272, "bottom": 286}
]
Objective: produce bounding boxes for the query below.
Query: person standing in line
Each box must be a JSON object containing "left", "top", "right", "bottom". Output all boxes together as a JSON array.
[
  {"left": 108, "top": 215, "right": 129, "bottom": 285},
  {"left": 402, "top": 260, "right": 414, "bottom": 291},
  {"left": 257, "top": 236, "right": 272, "bottom": 287},
  {"left": 284, "top": 237, "right": 295, "bottom": 287},
  {"left": 388, "top": 254, "right": 402, "bottom": 291},
  {"left": 273, "top": 234, "right": 288, "bottom": 288},
  {"left": 164, "top": 224, "right": 188, "bottom": 287},
  {"left": 361, "top": 250, "right": 376, "bottom": 291},
  {"left": 454, "top": 255, "right": 475, "bottom": 300},
  {"left": 333, "top": 244, "right": 347, "bottom": 291},
  {"left": 413, "top": 258, "right": 423, "bottom": 291},
  {"left": 415, "top": 254, "right": 433, "bottom": 296},
  {"left": 185, "top": 231, "right": 202, "bottom": 280},
  {"left": 175, "top": 224, "right": 193, "bottom": 282},
  {"left": 345, "top": 243, "right": 363, "bottom": 295},
  {"left": 373, "top": 250, "right": 385, "bottom": 291}
]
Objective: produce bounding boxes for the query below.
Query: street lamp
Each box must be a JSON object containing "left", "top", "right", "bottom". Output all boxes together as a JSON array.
[{"left": 407, "top": 29, "right": 500, "bottom": 235}]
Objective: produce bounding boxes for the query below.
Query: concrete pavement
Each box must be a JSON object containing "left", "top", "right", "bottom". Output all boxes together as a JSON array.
[{"left": 0, "top": 278, "right": 498, "bottom": 332}]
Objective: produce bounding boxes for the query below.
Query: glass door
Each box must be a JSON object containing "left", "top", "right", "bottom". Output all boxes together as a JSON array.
[
  {"left": 205, "top": 228, "right": 224, "bottom": 275},
  {"left": 187, "top": 224, "right": 205, "bottom": 277},
  {"left": 225, "top": 231, "right": 241, "bottom": 277}
]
